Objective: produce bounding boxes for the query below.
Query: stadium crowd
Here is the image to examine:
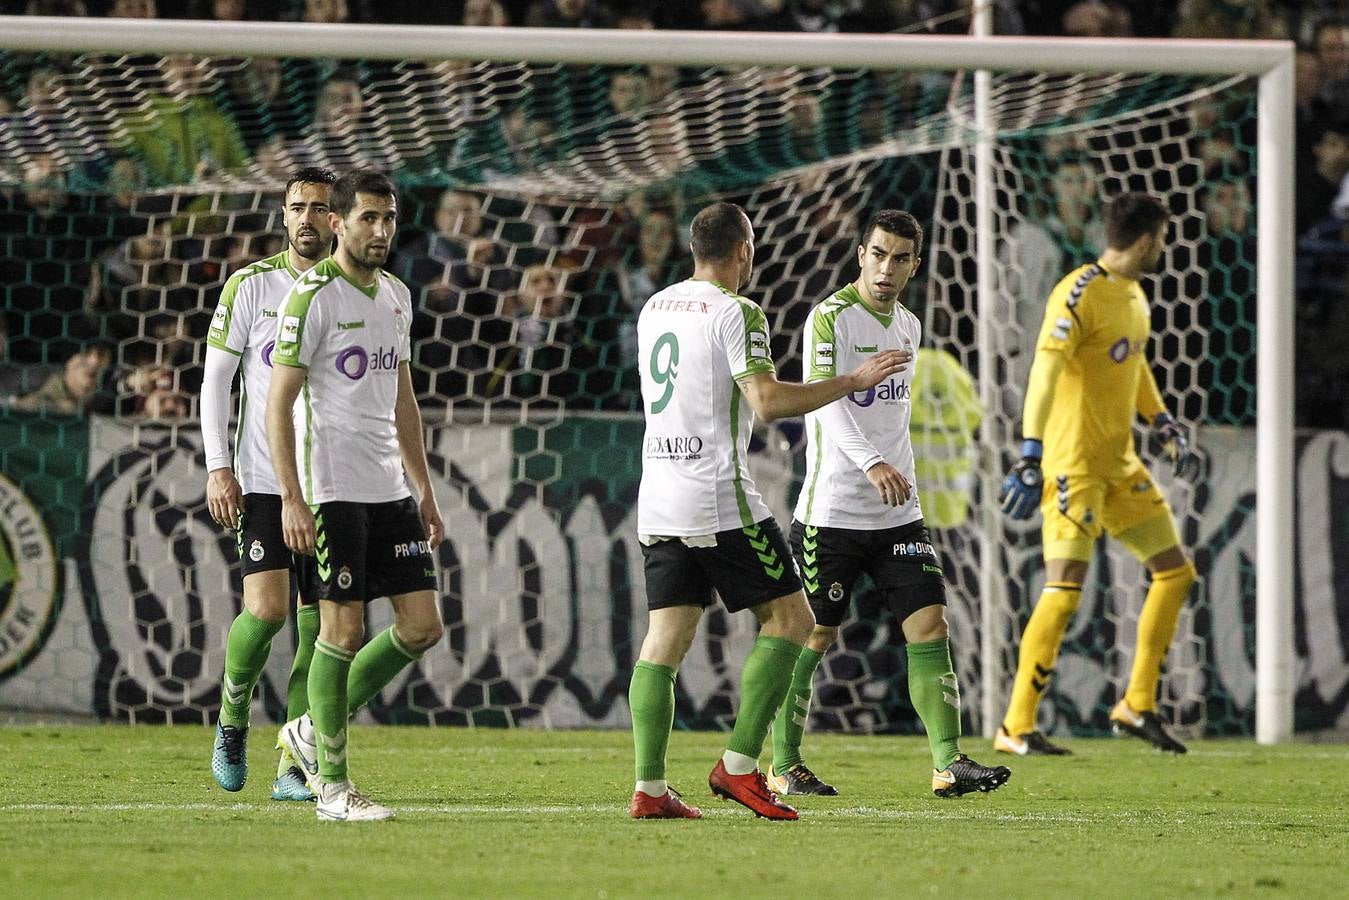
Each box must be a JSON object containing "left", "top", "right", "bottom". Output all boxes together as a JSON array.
[{"left": 0, "top": 0, "right": 1346, "bottom": 429}]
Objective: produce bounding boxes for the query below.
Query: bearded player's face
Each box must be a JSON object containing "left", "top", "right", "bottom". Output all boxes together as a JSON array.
[
  {"left": 858, "top": 228, "right": 921, "bottom": 305},
  {"left": 334, "top": 192, "right": 397, "bottom": 270},
  {"left": 283, "top": 182, "right": 332, "bottom": 262}
]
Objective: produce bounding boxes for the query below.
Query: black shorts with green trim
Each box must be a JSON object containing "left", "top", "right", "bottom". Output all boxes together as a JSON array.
[
  {"left": 311, "top": 497, "right": 437, "bottom": 602},
  {"left": 789, "top": 518, "right": 947, "bottom": 628},
  {"left": 641, "top": 518, "right": 803, "bottom": 614},
  {"left": 236, "top": 492, "right": 317, "bottom": 602}
]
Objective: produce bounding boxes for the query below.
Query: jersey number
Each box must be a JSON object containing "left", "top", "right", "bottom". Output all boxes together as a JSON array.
[{"left": 648, "top": 332, "right": 680, "bottom": 414}]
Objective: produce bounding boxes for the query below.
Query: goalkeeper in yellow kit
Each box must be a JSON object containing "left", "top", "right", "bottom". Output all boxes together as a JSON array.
[{"left": 995, "top": 192, "right": 1198, "bottom": 756}]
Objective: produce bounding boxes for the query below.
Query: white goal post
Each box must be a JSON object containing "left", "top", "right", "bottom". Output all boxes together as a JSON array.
[{"left": 0, "top": 15, "right": 1295, "bottom": 744}]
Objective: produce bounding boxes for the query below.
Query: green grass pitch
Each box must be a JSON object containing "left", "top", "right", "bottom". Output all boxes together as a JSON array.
[{"left": 1, "top": 725, "right": 1345, "bottom": 898}]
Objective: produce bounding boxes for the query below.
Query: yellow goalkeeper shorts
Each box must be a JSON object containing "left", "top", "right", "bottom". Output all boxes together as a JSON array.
[{"left": 1040, "top": 458, "right": 1181, "bottom": 563}]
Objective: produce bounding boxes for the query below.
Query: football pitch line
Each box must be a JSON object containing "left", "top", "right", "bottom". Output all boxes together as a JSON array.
[{"left": 0, "top": 802, "right": 1318, "bottom": 829}]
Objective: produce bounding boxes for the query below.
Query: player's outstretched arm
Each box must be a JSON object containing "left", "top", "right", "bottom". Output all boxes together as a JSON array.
[
  {"left": 201, "top": 345, "right": 243, "bottom": 529},
  {"left": 737, "top": 349, "right": 911, "bottom": 423},
  {"left": 264, "top": 362, "right": 316, "bottom": 555},
  {"left": 393, "top": 363, "right": 443, "bottom": 549}
]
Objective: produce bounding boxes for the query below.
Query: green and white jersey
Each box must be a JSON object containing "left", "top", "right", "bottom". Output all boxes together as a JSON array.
[
  {"left": 637, "top": 279, "right": 776, "bottom": 537},
  {"left": 794, "top": 283, "right": 923, "bottom": 530},
  {"left": 272, "top": 256, "right": 413, "bottom": 505},
  {"left": 204, "top": 250, "right": 301, "bottom": 495}
]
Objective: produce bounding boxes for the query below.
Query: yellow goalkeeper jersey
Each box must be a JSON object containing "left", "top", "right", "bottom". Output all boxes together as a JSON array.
[{"left": 1024, "top": 261, "right": 1165, "bottom": 477}]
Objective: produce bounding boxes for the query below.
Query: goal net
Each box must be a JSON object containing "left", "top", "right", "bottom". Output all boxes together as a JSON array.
[{"left": 0, "top": 30, "right": 1301, "bottom": 736}]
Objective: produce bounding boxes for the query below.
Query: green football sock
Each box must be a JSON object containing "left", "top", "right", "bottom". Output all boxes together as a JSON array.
[
  {"left": 772, "top": 646, "right": 823, "bottom": 772},
  {"left": 286, "top": 604, "right": 320, "bottom": 720},
  {"left": 218, "top": 609, "right": 284, "bottom": 727},
  {"left": 629, "top": 661, "right": 676, "bottom": 782},
  {"left": 309, "top": 639, "right": 354, "bottom": 783},
  {"left": 908, "top": 638, "right": 962, "bottom": 770},
  {"left": 727, "top": 635, "right": 803, "bottom": 761},
  {"left": 348, "top": 626, "right": 422, "bottom": 714}
]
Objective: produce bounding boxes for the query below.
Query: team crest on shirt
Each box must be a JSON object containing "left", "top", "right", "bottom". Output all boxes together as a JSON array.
[
  {"left": 248, "top": 540, "right": 264, "bottom": 562},
  {"left": 337, "top": 566, "right": 353, "bottom": 590},
  {"left": 828, "top": 582, "right": 845, "bottom": 602}
]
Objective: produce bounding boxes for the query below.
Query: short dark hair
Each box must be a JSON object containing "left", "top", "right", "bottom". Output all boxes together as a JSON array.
[
  {"left": 329, "top": 168, "right": 396, "bottom": 218},
  {"left": 1103, "top": 192, "right": 1169, "bottom": 249},
  {"left": 284, "top": 166, "right": 336, "bottom": 197},
  {"left": 689, "top": 201, "right": 751, "bottom": 262},
  {"left": 861, "top": 209, "right": 923, "bottom": 253}
]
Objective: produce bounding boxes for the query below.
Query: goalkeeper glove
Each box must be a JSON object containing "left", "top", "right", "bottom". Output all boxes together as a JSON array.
[
  {"left": 1152, "top": 412, "right": 1199, "bottom": 479},
  {"left": 999, "top": 439, "right": 1044, "bottom": 520}
]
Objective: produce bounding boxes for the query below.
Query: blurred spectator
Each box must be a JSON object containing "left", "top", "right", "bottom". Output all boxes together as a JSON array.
[
  {"left": 463, "top": 0, "right": 508, "bottom": 25},
  {"left": 8, "top": 344, "right": 109, "bottom": 416},
  {"left": 525, "top": 0, "right": 614, "bottom": 28},
  {"left": 1172, "top": 0, "right": 1289, "bottom": 39},
  {"left": 617, "top": 207, "right": 684, "bottom": 366},
  {"left": 115, "top": 55, "right": 250, "bottom": 186},
  {"left": 608, "top": 69, "right": 652, "bottom": 117},
  {"left": 221, "top": 56, "right": 309, "bottom": 153},
  {"left": 1296, "top": 46, "right": 1327, "bottom": 234},
  {"left": 994, "top": 153, "right": 1103, "bottom": 418},
  {"left": 303, "top": 0, "right": 350, "bottom": 23},
  {"left": 208, "top": 0, "right": 247, "bottom": 19},
  {"left": 761, "top": 0, "right": 843, "bottom": 33},
  {"left": 1313, "top": 15, "right": 1349, "bottom": 106},
  {"left": 25, "top": 1, "right": 89, "bottom": 13},
  {"left": 292, "top": 72, "right": 396, "bottom": 170},
  {"left": 1310, "top": 112, "right": 1349, "bottom": 223},
  {"left": 700, "top": 0, "right": 754, "bottom": 28},
  {"left": 495, "top": 264, "right": 597, "bottom": 404},
  {"left": 1061, "top": 0, "right": 1131, "bottom": 37},
  {"left": 106, "top": 0, "right": 156, "bottom": 15}
]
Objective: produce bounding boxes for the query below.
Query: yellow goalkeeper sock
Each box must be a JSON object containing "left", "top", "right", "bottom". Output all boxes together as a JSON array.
[
  {"left": 1003, "top": 582, "right": 1081, "bottom": 736},
  {"left": 1124, "top": 562, "right": 1197, "bottom": 712}
]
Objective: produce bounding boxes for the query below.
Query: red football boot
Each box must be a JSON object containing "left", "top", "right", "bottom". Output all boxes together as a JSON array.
[
  {"left": 630, "top": 787, "right": 703, "bottom": 819},
  {"left": 708, "top": 760, "right": 798, "bottom": 820}
]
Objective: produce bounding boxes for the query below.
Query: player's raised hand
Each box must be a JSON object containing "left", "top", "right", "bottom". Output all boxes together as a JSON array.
[
  {"left": 850, "top": 349, "right": 913, "bottom": 391},
  {"left": 865, "top": 461, "right": 912, "bottom": 507},
  {"left": 280, "top": 497, "right": 317, "bottom": 556},
  {"left": 999, "top": 439, "right": 1044, "bottom": 520},
  {"left": 1152, "top": 413, "right": 1199, "bottom": 480},
  {"left": 206, "top": 467, "right": 243, "bottom": 529},
  {"left": 420, "top": 495, "right": 445, "bottom": 550}
]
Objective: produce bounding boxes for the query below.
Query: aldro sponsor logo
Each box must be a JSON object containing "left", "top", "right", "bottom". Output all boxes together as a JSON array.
[
  {"left": 335, "top": 345, "right": 400, "bottom": 380},
  {"left": 849, "top": 378, "right": 910, "bottom": 408},
  {"left": 0, "top": 474, "right": 59, "bottom": 681},
  {"left": 644, "top": 435, "right": 704, "bottom": 461}
]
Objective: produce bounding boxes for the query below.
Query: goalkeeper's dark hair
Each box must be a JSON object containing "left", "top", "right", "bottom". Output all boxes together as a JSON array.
[
  {"left": 330, "top": 168, "right": 397, "bottom": 218},
  {"left": 284, "top": 167, "right": 336, "bottom": 197},
  {"left": 690, "top": 201, "right": 751, "bottom": 262},
  {"left": 861, "top": 209, "right": 923, "bottom": 254},
  {"left": 1104, "top": 192, "right": 1170, "bottom": 249}
]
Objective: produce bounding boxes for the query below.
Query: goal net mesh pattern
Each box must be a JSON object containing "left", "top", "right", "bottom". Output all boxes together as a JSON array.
[{"left": 0, "top": 47, "right": 1259, "bottom": 735}]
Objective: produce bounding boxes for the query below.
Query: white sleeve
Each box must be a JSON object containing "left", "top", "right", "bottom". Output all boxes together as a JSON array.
[
  {"left": 201, "top": 344, "right": 241, "bottom": 473},
  {"left": 815, "top": 399, "right": 886, "bottom": 473}
]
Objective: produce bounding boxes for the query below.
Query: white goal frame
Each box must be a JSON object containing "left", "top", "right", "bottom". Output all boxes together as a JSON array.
[{"left": 0, "top": 15, "right": 1295, "bottom": 743}]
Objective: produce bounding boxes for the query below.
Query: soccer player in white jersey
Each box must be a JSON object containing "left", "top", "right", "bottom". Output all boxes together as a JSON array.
[
  {"left": 204, "top": 167, "right": 335, "bottom": 801},
  {"left": 266, "top": 169, "right": 445, "bottom": 822},
  {"left": 768, "top": 210, "right": 1011, "bottom": 799},
  {"left": 629, "top": 202, "right": 910, "bottom": 820}
]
